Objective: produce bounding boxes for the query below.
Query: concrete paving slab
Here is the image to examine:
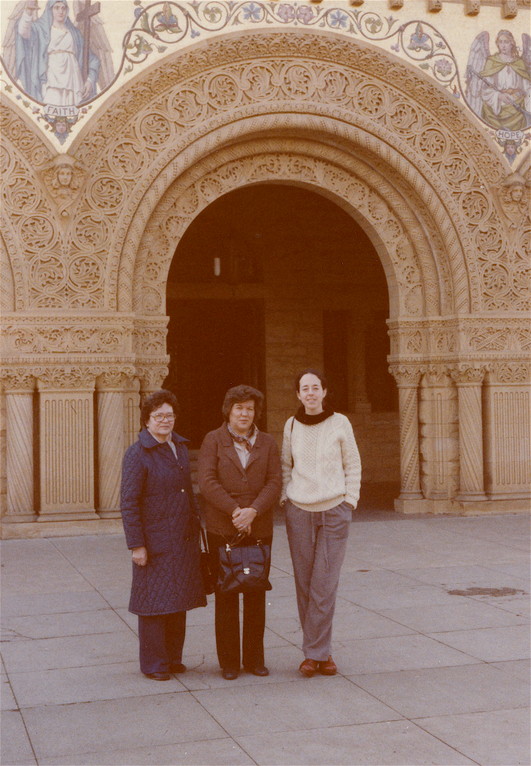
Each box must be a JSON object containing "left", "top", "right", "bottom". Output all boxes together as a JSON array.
[
  {"left": 395, "top": 563, "right": 530, "bottom": 590},
  {"left": 414, "top": 707, "right": 530, "bottom": 765},
  {"left": 1, "top": 515, "right": 529, "bottom": 766},
  {"left": 175, "top": 643, "right": 306, "bottom": 690},
  {"left": 235, "top": 719, "right": 476, "bottom": 765},
  {"left": 472, "top": 595, "right": 530, "bottom": 618},
  {"left": 0, "top": 590, "right": 110, "bottom": 618},
  {"left": 339, "top": 583, "right": 470, "bottom": 610},
  {"left": 429, "top": 624, "right": 531, "bottom": 662},
  {"left": 483, "top": 561, "right": 531, "bottom": 582},
  {"left": 8, "top": 661, "right": 187, "bottom": 707},
  {"left": 193, "top": 676, "right": 402, "bottom": 738},
  {"left": 38, "top": 737, "right": 254, "bottom": 765},
  {"left": 490, "top": 658, "right": 530, "bottom": 682},
  {"left": 2, "top": 608, "right": 130, "bottom": 641},
  {"left": 1, "top": 710, "right": 36, "bottom": 765},
  {"left": 1, "top": 630, "right": 138, "bottom": 673},
  {"left": 21, "top": 693, "right": 226, "bottom": 760},
  {"left": 1, "top": 674, "right": 18, "bottom": 710},
  {"left": 350, "top": 662, "right": 529, "bottom": 718},
  {"left": 333, "top": 634, "right": 478, "bottom": 675},
  {"left": 379, "top": 598, "right": 528, "bottom": 633}
]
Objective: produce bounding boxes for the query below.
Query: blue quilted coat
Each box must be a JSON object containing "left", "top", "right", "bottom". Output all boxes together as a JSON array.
[{"left": 120, "top": 429, "right": 206, "bottom": 616}]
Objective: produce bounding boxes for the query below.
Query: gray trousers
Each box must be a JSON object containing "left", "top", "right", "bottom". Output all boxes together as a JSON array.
[{"left": 285, "top": 500, "right": 351, "bottom": 661}]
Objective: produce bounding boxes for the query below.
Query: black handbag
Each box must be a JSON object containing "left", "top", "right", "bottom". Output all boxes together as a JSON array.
[
  {"left": 199, "top": 527, "right": 215, "bottom": 595},
  {"left": 217, "top": 535, "right": 272, "bottom": 594}
]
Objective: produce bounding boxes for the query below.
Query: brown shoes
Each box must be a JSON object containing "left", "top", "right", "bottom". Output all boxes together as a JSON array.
[
  {"left": 299, "top": 656, "right": 337, "bottom": 677},
  {"left": 299, "top": 658, "right": 319, "bottom": 677},
  {"left": 319, "top": 656, "right": 337, "bottom": 675}
]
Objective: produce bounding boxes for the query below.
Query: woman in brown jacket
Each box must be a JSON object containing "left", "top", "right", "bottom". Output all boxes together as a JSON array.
[{"left": 198, "top": 385, "right": 281, "bottom": 680}]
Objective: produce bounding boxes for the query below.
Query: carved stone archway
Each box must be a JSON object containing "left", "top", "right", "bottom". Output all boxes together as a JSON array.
[{"left": 1, "top": 29, "right": 529, "bottom": 534}]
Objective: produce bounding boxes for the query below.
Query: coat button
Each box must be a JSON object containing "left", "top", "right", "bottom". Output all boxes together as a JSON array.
[{"left": 181, "top": 488, "right": 185, "bottom": 492}]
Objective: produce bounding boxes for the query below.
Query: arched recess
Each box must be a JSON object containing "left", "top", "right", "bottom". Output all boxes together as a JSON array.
[
  {"left": 132, "top": 137, "right": 442, "bottom": 322},
  {"left": 67, "top": 29, "right": 509, "bottom": 321}
]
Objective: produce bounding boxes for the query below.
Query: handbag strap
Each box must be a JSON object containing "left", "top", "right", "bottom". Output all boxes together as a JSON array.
[{"left": 200, "top": 526, "right": 209, "bottom": 554}]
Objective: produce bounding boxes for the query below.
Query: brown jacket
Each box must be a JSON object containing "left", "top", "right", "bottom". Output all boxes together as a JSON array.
[{"left": 198, "top": 424, "right": 282, "bottom": 539}]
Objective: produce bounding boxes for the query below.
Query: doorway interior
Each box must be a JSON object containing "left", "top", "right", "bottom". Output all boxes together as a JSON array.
[{"left": 165, "top": 298, "right": 265, "bottom": 447}]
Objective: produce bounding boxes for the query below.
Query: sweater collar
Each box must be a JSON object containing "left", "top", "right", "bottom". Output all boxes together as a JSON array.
[{"left": 294, "top": 405, "right": 334, "bottom": 425}]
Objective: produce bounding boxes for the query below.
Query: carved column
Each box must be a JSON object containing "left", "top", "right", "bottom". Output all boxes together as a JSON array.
[
  {"left": 389, "top": 365, "right": 422, "bottom": 500},
  {"left": 96, "top": 372, "right": 134, "bottom": 519},
  {"left": 419, "top": 367, "right": 459, "bottom": 500},
  {"left": 3, "top": 371, "right": 37, "bottom": 522},
  {"left": 451, "top": 365, "right": 487, "bottom": 501},
  {"left": 484, "top": 363, "right": 531, "bottom": 499},
  {"left": 124, "top": 378, "right": 141, "bottom": 450},
  {"left": 37, "top": 369, "right": 98, "bottom": 521}
]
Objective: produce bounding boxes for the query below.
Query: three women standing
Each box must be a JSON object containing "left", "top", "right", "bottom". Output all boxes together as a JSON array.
[
  {"left": 120, "top": 390, "right": 206, "bottom": 680},
  {"left": 281, "top": 370, "right": 361, "bottom": 677},
  {"left": 198, "top": 385, "right": 282, "bottom": 680}
]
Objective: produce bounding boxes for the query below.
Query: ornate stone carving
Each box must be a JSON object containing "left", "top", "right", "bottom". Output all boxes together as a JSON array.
[{"left": 41, "top": 156, "right": 84, "bottom": 219}]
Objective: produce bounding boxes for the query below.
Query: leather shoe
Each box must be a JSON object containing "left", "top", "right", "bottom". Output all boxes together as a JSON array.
[
  {"left": 319, "top": 656, "right": 337, "bottom": 675},
  {"left": 144, "top": 672, "right": 170, "bottom": 681},
  {"left": 169, "top": 662, "right": 186, "bottom": 673},
  {"left": 244, "top": 665, "right": 269, "bottom": 676},
  {"left": 222, "top": 668, "right": 239, "bottom": 680},
  {"left": 298, "top": 658, "right": 319, "bottom": 677}
]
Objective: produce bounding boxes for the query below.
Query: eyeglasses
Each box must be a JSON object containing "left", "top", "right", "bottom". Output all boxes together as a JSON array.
[{"left": 151, "top": 413, "right": 175, "bottom": 422}]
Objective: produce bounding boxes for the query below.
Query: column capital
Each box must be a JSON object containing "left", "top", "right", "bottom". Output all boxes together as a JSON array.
[
  {"left": 450, "top": 365, "right": 486, "bottom": 386},
  {"left": 388, "top": 364, "right": 423, "bottom": 387},
  {"left": 0, "top": 368, "right": 36, "bottom": 393},
  {"left": 96, "top": 367, "right": 136, "bottom": 392},
  {"left": 136, "top": 364, "right": 169, "bottom": 394}
]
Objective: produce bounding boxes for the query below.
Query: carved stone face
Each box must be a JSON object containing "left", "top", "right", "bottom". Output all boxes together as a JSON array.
[
  {"left": 509, "top": 185, "right": 524, "bottom": 202},
  {"left": 56, "top": 166, "right": 73, "bottom": 187}
]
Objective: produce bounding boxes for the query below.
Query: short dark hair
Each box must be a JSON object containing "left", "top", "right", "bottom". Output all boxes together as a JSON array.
[
  {"left": 141, "top": 389, "right": 179, "bottom": 427},
  {"left": 222, "top": 385, "right": 264, "bottom": 422},
  {"left": 295, "top": 368, "right": 328, "bottom": 392}
]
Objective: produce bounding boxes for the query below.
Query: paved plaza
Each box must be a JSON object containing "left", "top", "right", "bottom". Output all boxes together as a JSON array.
[{"left": 1, "top": 511, "right": 529, "bottom": 766}]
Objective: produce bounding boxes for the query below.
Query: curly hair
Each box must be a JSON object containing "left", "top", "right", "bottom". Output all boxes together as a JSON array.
[
  {"left": 141, "top": 389, "right": 179, "bottom": 427},
  {"left": 222, "top": 385, "right": 264, "bottom": 422}
]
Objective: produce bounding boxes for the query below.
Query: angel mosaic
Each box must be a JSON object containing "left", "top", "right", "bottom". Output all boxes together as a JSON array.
[
  {"left": 2, "top": 0, "right": 114, "bottom": 107},
  {"left": 465, "top": 30, "right": 531, "bottom": 132}
]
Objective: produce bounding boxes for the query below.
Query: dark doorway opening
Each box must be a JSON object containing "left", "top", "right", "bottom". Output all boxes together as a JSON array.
[{"left": 164, "top": 298, "right": 265, "bottom": 447}]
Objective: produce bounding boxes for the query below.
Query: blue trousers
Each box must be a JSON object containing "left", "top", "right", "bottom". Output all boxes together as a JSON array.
[{"left": 138, "top": 612, "right": 186, "bottom": 674}]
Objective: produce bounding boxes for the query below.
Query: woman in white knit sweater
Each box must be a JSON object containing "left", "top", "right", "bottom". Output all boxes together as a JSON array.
[{"left": 281, "top": 369, "right": 361, "bottom": 677}]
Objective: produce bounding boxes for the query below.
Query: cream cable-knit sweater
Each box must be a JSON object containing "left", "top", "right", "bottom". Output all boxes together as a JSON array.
[{"left": 280, "top": 413, "right": 361, "bottom": 512}]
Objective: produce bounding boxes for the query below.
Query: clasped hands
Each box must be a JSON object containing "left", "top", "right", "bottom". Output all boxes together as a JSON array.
[{"left": 232, "top": 506, "right": 257, "bottom": 536}]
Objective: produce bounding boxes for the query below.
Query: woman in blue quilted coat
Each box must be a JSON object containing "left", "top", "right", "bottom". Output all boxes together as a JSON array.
[{"left": 120, "top": 389, "right": 206, "bottom": 680}]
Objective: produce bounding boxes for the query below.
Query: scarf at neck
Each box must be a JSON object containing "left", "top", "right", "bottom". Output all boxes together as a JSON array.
[
  {"left": 294, "top": 405, "right": 334, "bottom": 425},
  {"left": 227, "top": 423, "right": 257, "bottom": 451}
]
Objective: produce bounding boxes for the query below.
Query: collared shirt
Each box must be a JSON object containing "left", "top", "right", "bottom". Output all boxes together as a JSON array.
[{"left": 228, "top": 425, "right": 258, "bottom": 468}]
